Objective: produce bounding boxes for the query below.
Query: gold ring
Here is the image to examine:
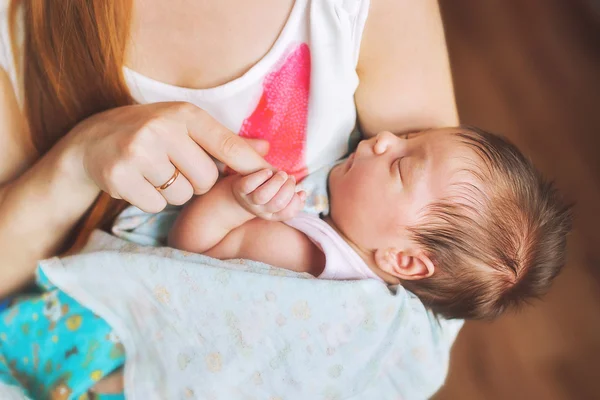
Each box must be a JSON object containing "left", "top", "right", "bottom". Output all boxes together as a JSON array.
[{"left": 156, "top": 168, "right": 180, "bottom": 191}]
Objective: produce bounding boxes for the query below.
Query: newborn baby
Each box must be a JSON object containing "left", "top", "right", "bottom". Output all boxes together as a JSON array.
[{"left": 169, "top": 127, "right": 572, "bottom": 320}]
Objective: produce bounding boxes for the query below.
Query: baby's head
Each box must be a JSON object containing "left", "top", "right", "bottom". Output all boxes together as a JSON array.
[{"left": 328, "top": 127, "right": 572, "bottom": 320}]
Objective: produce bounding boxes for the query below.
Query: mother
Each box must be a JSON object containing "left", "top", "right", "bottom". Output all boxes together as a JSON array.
[{"left": 0, "top": 0, "right": 457, "bottom": 393}]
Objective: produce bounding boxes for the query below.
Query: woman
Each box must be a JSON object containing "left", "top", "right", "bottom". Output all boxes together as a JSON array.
[{"left": 0, "top": 0, "right": 458, "bottom": 396}]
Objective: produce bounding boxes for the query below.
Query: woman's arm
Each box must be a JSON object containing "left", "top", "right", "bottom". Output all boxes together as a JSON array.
[
  {"left": 0, "top": 67, "right": 272, "bottom": 297},
  {"left": 0, "top": 68, "right": 101, "bottom": 296},
  {"left": 355, "top": 0, "right": 459, "bottom": 136}
]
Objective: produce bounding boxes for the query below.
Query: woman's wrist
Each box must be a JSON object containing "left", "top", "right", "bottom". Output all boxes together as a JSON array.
[
  {"left": 0, "top": 123, "right": 104, "bottom": 294},
  {"left": 46, "top": 126, "right": 100, "bottom": 206},
  {"left": 52, "top": 126, "right": 102, "bottom": 200}
]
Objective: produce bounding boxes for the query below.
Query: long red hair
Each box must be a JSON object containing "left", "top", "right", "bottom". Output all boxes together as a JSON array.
[{"left": 9, "top": 0, "right": 134, "bottom": 251}]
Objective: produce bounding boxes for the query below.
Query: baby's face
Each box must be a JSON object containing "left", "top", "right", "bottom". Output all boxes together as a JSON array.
[{"left": 328, "top": 128, "right": 483, "bottom": 251}]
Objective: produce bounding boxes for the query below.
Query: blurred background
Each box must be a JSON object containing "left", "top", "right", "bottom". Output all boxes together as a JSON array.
[{"left": 434, "top": 1, "right": 600, "bottom": 399}]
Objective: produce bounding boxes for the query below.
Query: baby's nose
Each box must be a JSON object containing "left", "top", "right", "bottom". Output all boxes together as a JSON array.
[{"left": 373, "top": 131, "right": 397, "bottom": 154}]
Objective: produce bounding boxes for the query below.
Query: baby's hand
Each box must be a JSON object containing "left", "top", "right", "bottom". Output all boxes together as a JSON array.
[{"left": 232, "top": 169, "right": 306, "bottom": 221}]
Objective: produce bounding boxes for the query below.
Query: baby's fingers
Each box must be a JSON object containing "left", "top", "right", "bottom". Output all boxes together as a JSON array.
[
  {"left": 271, "top": 191, "right": 306, "bottom": 221},
  {"left": 250, "top": 171, "right": 289, "bottom": 205},
  {"left": 263, "top": 174, "right": 297, "bottom": 213},
  {"left": 235, "top": 169, "right": 273, "bottom": 195}
]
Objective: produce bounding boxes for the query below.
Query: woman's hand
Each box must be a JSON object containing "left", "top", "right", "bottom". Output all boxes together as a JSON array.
[
  {"left": 70, "top": 102, "right": 271, "bottom": 213},
  {"left": 232, "top": 169, "right": 306, "bottom": 221}
]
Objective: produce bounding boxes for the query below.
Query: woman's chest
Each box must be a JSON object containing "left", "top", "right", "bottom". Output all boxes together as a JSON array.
[{"left": 127, "top": 0, "right": 295, "bottom": 90}]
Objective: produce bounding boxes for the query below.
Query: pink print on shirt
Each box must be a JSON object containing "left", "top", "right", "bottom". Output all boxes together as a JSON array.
[{"left": 239, "top": 43, "right": 310, "bottom": 180}]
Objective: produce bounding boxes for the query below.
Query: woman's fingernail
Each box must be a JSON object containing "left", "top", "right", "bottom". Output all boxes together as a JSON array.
[
  {"left": 266, "top": 170, "right": 273, "bottom": 177},
  {"left": 290, "top": 175, "right": 296, "bottom": 183},
  {"left": 278, "top": 171, "right": 288, "bottom": 179}
]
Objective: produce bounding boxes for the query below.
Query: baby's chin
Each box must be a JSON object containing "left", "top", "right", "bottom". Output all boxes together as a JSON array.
[
  {"left": 327, "top": 162, "right": 344, "bottom": 187},
  {"left": 326, "top": 164, "right": 345, "bottom": 212}
]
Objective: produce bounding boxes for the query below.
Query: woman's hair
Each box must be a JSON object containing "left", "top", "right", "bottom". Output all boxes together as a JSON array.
[
  {"left": 402, "top": 126, "right": 573, "bottom": 320},
  {"left": 9, "top": 0, "right": 134, "bottom": 251}
]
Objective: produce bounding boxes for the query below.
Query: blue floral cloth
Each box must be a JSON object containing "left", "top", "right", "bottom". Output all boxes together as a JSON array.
[{"left": 0, "top": 269, "right": 125, "bottom": 400}]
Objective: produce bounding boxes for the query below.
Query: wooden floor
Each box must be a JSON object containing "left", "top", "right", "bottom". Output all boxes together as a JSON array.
[{"left": 434, "top": 1, "right": 600, "bottom": 399}]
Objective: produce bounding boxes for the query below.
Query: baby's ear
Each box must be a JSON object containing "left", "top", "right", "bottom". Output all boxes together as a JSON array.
[{"left": 374, "top": 247, "right": 435, "bottom": 280}]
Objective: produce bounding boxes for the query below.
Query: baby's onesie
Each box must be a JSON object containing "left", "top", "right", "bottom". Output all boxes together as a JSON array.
[{"left": 285, "top": 212, "right": 382, "bottom": 281}]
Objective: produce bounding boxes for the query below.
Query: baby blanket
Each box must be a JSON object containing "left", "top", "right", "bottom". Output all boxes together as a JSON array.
[{"left": 2, "top": 206, "right": 463, "bottom": 399}]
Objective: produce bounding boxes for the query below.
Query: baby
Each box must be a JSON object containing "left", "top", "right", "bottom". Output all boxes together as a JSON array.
[{"left": 169, "top": 126, "right": 572, "bottom": 320}]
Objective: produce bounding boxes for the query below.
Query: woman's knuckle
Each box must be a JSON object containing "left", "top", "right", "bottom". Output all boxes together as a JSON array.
[
  {"left": 104, "top": 164, "right": 125, "bottom": 186},
  {"left": 122, "top": 130, "right": 147, "bottom": 157},
  {"left": 219, "top": 134, "right": 243, "bottom": 159},
  {"left": 122, "top": 143, "right": 144, "bottom": 165},
  {"left": 174, "top": 102, "right": 199, "bottom": 116},
  {"left": 140, "top": 115, "right": 171, "bottom": 141},
  {"left": 142, "top": 118, "right": 166, "bottom": 138}
]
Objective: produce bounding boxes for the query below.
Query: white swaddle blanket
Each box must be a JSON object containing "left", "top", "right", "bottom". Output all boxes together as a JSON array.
[
  {"left": 40, "top": 227, "right": 462, "bottom": 399},
  {"left": 2, "top": 206, "right": 463, "bottom": 399}
]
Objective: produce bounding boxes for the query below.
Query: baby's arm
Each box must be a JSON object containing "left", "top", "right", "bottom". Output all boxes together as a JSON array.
[
  {"left": 205, "top": 217, "right": 324, "bottom": 274},
  {"left": 169, "top": 170, "right": 317, "bottom": 273},
  {"left": 168, "top": 174, "right": 256, "bottom": 254}
]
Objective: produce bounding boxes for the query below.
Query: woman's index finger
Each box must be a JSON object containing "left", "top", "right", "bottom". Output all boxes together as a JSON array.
[{"left": 186, "top": 109, "right": 272, "bottom": 174}]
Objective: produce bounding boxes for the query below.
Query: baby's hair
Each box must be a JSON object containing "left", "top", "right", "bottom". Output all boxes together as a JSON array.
[{"left": 401, "top": 126, "right": 573, "bottom": 320}]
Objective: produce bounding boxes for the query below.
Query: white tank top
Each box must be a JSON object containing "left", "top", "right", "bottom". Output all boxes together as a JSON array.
[{"left": 0, "top": 0, "right": 370, "bottom": 178}]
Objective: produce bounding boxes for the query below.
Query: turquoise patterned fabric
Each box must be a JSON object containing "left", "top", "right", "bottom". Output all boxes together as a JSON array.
[{"left": 0, "top": 270, "right": 125, "bottom": 400}]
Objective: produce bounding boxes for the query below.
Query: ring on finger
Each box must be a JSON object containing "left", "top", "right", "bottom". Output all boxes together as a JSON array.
[{"left": 155, "top": 168, "right": 180, "bottom": 191}]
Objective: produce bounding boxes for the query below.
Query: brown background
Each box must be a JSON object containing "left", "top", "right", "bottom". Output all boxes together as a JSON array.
[{"left": 434, "top": 1, "right": 600, "bottom": 399}]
